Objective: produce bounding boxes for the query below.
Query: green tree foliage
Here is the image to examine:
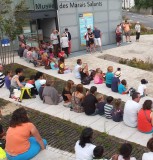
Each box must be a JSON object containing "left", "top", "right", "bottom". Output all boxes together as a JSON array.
[
  {"left": 0, "top": 0, "right": 28, "bottom": 41},
  {"left": 134, "top": 0, "right": 153, "bottom": 9}
]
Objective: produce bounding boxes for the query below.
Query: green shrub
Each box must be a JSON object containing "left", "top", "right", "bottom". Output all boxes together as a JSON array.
[{"left": 119, "top": 57, "right": 153, "bottom": 71}]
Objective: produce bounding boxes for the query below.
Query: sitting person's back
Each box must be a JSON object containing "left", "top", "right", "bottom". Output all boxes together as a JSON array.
[
  {"left": 82, "top": 86, "right": 98, "bottom": 115},
  {"left": 95, "top": 94, "right": 106, "bottom": 115},
  {"left": 94, "top": 68, "right": 104, "bottom": 84},
  {"left": 71, "top": 84, "right": 84, "bottom": 113},
  {"left": 111, "top": 99, "right": 123, "bottom": 122},
  {"left": 138, "top": 100, "right": 153, "bottom": 133},
  {"left": 112, "top": 143, "right": 136, "bottom": 160},
  {"left": 5, "top": 71, "right": 12, "bottom": 90},
  {"left": 105, "top": 66, "right": 114, "bottom": 88},
  {"left": 111, "top": 71, "right": 121, "bottom": 92},
  {"left": 137, "top": 79, "right": 148, "bottom": 97},
  {"left": 104, "top": 96, "right": 114, "bottom": 119},
  {"left": 74, "top": 59, "right": 82, "bottom": 79},
  {"left": 123, "top": 92, "right": 141, "bottom": 128},
  {"left": 118, "top": 79, "right": 128, "bottom": 94},
  {"left": 42, "top": 80, "right": 62, "bottom": 105},
  {"left": 93, "top": 146, "right": 107, "bottom": 160}
]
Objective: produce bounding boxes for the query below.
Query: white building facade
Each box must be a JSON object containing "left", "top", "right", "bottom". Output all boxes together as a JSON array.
[{"left": 122, "top": 0, "right": 135, "bottom": 9}]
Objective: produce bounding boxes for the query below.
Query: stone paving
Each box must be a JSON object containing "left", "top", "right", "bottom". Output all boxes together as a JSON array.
[{"left": 1, "top": 35, "right": 153, "bottom": 159}]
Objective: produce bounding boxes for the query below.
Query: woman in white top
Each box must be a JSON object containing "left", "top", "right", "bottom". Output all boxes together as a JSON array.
[
  {"left": 75, "top": 128, "right": 96, "bottom": 160},
  {"left": 60, "top": 33, "right": 69, "bottom": 57},
  {"left": 142, "top": 137, "right": 153, "bottom": 160},
  {"left": 111, "top": 143, "right": 136, "bottom": 160}
]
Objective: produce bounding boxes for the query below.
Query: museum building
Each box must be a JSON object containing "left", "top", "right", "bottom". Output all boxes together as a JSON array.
[{"left": 14, "top": 0, "right": 122, "bottom": 52}]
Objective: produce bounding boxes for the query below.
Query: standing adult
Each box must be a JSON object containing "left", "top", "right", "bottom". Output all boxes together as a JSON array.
[
  {"left": 123, "top": 20, "right": 131, "bottom": 43},
  {"left": 74, "top": 59, "right": 82, "bottom": 79},
  {"left": 84, "top": 27, "right": 96, "bottom": 53},
  {"left": 60, "top": 33, "right": 69, "bottom": 57},
  {"left": 75, "top": 128, "right": 96, "bottom": 160},
  {"left": 82, "top": 86, "right": 98, "bottom": 115},
  {"left": 135, "top": 21, "right": 141, "bottom": 42},
  {"left": 5, "top": 108, "right": 47, "bottom": 160},
  {"left": 18, "top": 34, "right": 26, "bottom": 46},
  {"left": 123, "top": 92, "right": 141, "bottom": 128},
  {"left": 115, "top": 25, "right": 122, "bottom": 46},
  {"left": 0, "top": 64, "right": 5, "bottom": 88},
  {"left": 93, "top": 27, "right": 103, "bottom": 52},
  {"left": 18, "top": 43, "right": 25, "bottom": 58},
  {"left": 50, "top": 29, "right": 59, "bottom": 57},
  {"left": 64, "top": 28, "right": 72, "bottom": 54}
]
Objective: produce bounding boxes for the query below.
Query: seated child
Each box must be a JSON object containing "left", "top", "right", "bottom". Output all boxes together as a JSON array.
[
  {"left": 95, "top": 94, "right": 106, "bottom": 115},
  {"left": 93, "top": 146, "right": 107, "bottom": 160},
  {"left": 26, "top": 75, "right": 38, "bottom": 96},
  {"left": 111, "top": 98, "right": 123, "bottom": 122},
  {"left": 58, "top": 49, "right": 65, "bottom": 58},
  {"left": 94, "top": 68, "right": 104, "bottom": 84},
  {"left": 4, "top": 71, "right": 12, "bottom": 90},
  {"left": 137, "top": 79, "right": 148, "bottom": 97},
  {"left": 104, "top": 96, "right": 114, "bottom": 119},
  {"left": 105, "top": 66, "right": 114, "bottom": 88},
  {"left": 48, "top": 48, "right": 54, "bottom": 59},
  {"left": 58, "top": 57, "right": 71, "bottom": 74},
  {"left": 118, "top": 79, "right": 129, "bottom": 94},
  {"left": 50, "top": 58, "right": 58, "bottom": 70}
]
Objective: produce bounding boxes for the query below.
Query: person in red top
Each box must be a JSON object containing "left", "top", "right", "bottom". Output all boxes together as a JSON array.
[{"left": 138, "top": 100, "right": 153, "bottom": 133}]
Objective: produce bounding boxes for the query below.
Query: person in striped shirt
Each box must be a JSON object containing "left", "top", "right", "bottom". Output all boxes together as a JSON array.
[
  {"left": 0, "top": 64, "right": 5, "bottom": 88},
  {"left": 104, "top": 96, "right": 114, "bottom": 119}
]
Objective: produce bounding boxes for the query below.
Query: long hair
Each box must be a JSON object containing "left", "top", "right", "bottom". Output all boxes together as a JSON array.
[
  {"left": 79, "top": 128, "right": 93, "bottom": 148},
  {"left": 10, "top": 108, "right": 30, "bottom": 127}
]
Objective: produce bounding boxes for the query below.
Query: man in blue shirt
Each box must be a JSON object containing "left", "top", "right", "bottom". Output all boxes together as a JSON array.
[{"left": 93, "top": 27, "right": 103, "bottom": 53}]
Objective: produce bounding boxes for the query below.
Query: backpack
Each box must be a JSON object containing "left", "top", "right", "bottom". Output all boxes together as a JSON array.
[{"left": 81, "top": 77, "right": 90, "bottom": 85}]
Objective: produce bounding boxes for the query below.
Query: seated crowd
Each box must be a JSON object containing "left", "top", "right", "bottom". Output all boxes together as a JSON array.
[
  {"left": 75, "top": 127, "right": 153, "bottom": 160},
  {"left": 0, "top": 53, "right": 152, "bottom": 159}
]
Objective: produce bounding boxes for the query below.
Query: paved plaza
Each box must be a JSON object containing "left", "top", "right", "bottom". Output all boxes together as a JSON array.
[{"left": 1, "top": 35, "right": 153, "bottom": 159}]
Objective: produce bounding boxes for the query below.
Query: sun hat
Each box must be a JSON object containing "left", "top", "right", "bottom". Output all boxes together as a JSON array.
[
  {"left": 115, "top": 71, "right": 121, "bottom": 77},
  {"left": 136, "top": 21, "right": 140, "bottom": 24}
]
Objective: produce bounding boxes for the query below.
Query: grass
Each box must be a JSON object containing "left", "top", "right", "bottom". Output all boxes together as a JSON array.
[
  {"left": 1, "top": 105, "right": 148, "bottom": 160},
  {"left": 119, "top": 57, "right": 153, "bottom": 71},
  {"left": 0, "top": 98, "right": 10, "bottom": 107}
]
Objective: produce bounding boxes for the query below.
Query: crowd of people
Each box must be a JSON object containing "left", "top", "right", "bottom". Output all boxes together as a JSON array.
[
  {"left": 115, "top": 20, "right": 141, "bottom": 46},
  {"left": 0, "top": 20, "right": 150, "bottom": 159},
  {"left": 0, "top": 56, "right": 152, "bottom": 159},
  {"left": 75, "top": 127, "right": 153, "bottom": 160}
]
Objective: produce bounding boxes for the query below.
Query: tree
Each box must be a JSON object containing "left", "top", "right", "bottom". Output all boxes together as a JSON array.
[
  {"left": 134, "top": 0, "right": 153, "bottom": 14},
  {"left": 0, "top": 0, "right": 28, "bottom": 41}
]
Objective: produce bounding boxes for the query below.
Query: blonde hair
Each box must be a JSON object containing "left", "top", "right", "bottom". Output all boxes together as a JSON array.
[
  {"left": 96, "top": 93, "right": 104, "bottom": 102},
  {"left": 107, "top": 66, "right": 113, "bottom": 72}
]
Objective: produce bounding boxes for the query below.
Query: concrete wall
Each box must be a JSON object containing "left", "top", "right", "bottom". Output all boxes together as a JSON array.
[{"left": 57, "top": 0, "right": 122, "bottom": 52}]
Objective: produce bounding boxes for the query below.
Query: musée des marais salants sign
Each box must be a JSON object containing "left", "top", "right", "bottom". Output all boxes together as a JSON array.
[
  {"left": 34, "top": 0, "right": 55, "bottom": 10},
  {"left": 58, "top": 1, "right": 103, "bottom": 9},
  {"left": 33, "top": 0, "right": 103, "bottom": 11}
]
